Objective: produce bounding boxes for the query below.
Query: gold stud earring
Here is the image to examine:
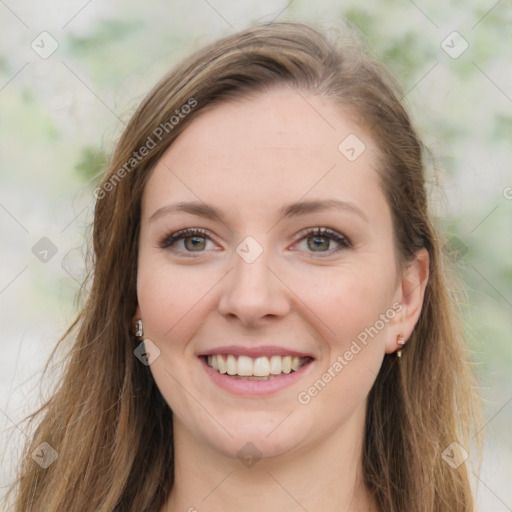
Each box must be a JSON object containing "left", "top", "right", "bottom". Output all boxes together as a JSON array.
[
  {"left": 134, "top": 319, "right": 144, "bottom": 338},
  {"left": 396, "top": 334, "right": 406, "bottom": 357}
]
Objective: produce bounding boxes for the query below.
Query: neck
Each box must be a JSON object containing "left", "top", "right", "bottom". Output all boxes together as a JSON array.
[{"left": 162, "top": 406, "right": 376, "bottom": 512}]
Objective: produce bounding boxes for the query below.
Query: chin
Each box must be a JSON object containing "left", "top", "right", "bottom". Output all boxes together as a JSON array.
[{"left": 188, "top": 408, "right": 313, "bottom": 463}]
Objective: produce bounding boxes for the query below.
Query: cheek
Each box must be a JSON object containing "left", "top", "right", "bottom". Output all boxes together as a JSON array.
[
  {"left": 136, "top": 261, "right": 216, "bottom": 411},
  {"left": 293, "top": 271, "right": 391, "bottom": 419},
  {"left": 136, "top": 257, "right": 221, "bottom": 338},
  {"left": 289, "top": 262, "right": 394, "bottom": 350}
]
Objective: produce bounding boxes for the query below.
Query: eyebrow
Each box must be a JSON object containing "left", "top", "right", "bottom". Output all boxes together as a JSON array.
[{"left": 148, "top": 198, "right": 368, "bottom": 224}]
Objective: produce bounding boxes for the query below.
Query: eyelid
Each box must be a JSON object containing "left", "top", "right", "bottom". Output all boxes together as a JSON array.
[
  {"left": 158, "top": 226, "right": 351, "bottom": 255},
  {"left": 158, "top": 228, "right": 218, "bottom": 252},
  {"left": 291, "top": 226, "right": 351, "bottom": 255},
  {"left": 294, "top": 226, "right": 350, "bottom": 244}
]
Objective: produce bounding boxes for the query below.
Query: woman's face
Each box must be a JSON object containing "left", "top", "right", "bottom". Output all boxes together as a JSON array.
[{"left": 135, "top": 86, "right": 418, "bottom": 461}]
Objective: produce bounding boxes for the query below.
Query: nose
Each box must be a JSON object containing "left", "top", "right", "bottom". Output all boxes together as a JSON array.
[{"left": 217, "top": 242, "right": 291, "bottom": 328}]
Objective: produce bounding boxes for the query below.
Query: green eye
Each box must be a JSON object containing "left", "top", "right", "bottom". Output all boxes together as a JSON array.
[
  {"left": 183, "top": 235, "right": 207, "bottom": 251},
  {"left": 295, "top": 227, "right": 351, "bottom": 256},
  {"left": 159, "top": 226, "right": 351, "bottom": 257},
  {"left": 159, "top": 228, "right": 212, "bottom": 252},
  {"left": 307, "top": 235, "right": 331, "bottom": 251}
]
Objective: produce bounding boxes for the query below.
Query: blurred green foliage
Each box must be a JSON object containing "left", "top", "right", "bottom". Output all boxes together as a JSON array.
[{"left": 75, "top": 145, "right": 108, "bottom": 181}]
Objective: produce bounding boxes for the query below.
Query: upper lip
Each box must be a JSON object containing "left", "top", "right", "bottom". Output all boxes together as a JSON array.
[{"left": 197, "top": 345, "right": 315, "bottom": 359}]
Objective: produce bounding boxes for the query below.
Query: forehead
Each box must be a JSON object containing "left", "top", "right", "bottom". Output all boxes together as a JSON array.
[{"left": 142, "top": 87, "right": 388, "bottom": 226}]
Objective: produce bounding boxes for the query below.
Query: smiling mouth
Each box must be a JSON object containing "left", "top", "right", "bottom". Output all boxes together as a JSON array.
[{"left": 202, "top": 354, "right": 313, "bottom": 380}]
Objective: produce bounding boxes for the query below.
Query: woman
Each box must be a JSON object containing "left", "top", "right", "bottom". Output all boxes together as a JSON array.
[{"left": 5, "top": 21, "right": 481, "bottom": 511}]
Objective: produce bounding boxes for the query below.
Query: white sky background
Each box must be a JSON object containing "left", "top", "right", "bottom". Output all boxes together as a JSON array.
[{"left": 1, "top": 0, "right": 511, "bottom": 510}]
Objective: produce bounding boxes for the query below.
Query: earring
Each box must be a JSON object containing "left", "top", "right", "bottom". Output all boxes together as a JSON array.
[
  {"left": 134, "top": 319, "right": 144, "bottom": 338},
  {"left": 396, "top": 334, "right": 406, "bottom": 357}
]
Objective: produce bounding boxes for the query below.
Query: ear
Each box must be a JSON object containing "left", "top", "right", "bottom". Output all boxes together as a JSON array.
[{"left": 385, "top": 248, "right": 430, "bottom": 354}]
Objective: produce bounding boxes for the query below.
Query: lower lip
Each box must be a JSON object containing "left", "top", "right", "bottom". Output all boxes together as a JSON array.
[{"left": 199, "top": 357, "right": 314, "bottom": 396}]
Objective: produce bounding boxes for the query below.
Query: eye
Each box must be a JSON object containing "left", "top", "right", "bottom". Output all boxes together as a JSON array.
[
  {"left": 158, "top": 226, "right": 351, "bottom": 257},
  {"left": 293, "top": 227, "right": 351, "bottom": 256},
  {"left": 158, "top": 228, "right": 216, "bottom": 254}
]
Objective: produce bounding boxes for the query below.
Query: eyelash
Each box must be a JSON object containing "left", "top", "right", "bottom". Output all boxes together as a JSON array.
[{"left": 158, "top": 227, "right": 351, "bottom": 257}]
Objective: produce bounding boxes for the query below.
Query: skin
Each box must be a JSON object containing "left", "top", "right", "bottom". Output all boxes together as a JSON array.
[{"left": 133, "top": 86, "right": 429, "bottom": 511}]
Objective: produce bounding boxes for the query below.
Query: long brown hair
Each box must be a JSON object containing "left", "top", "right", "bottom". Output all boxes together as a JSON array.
[{"left": 3, "top": 21, "right": 481, "bottom": 511}]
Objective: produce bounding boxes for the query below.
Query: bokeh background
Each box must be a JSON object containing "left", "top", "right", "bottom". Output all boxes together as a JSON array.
[{"left": 1, "top": 0, "right": 511, "bottom": 510}]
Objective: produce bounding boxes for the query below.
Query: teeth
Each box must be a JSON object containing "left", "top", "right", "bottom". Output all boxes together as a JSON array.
[
  {"left": 253, "top": 356, "right": 270, "bottom": 377},
  {"left": 205, "top": 354, "right": 310, "bottom": 377},
  {"left": 282, "top": 356, "right": 292, "bottom": 374},
  {"left": 227, "top": 354, "right": 237, "bottom": 375},
  {"left": 217, "top": 355, "right": 227, "bottom": 374},
  {"left": 237, "top": 355, "right": 253, "bottom": 376},
  {"left": 269, "top": 355, "right": 282, "bottom": 375}
]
